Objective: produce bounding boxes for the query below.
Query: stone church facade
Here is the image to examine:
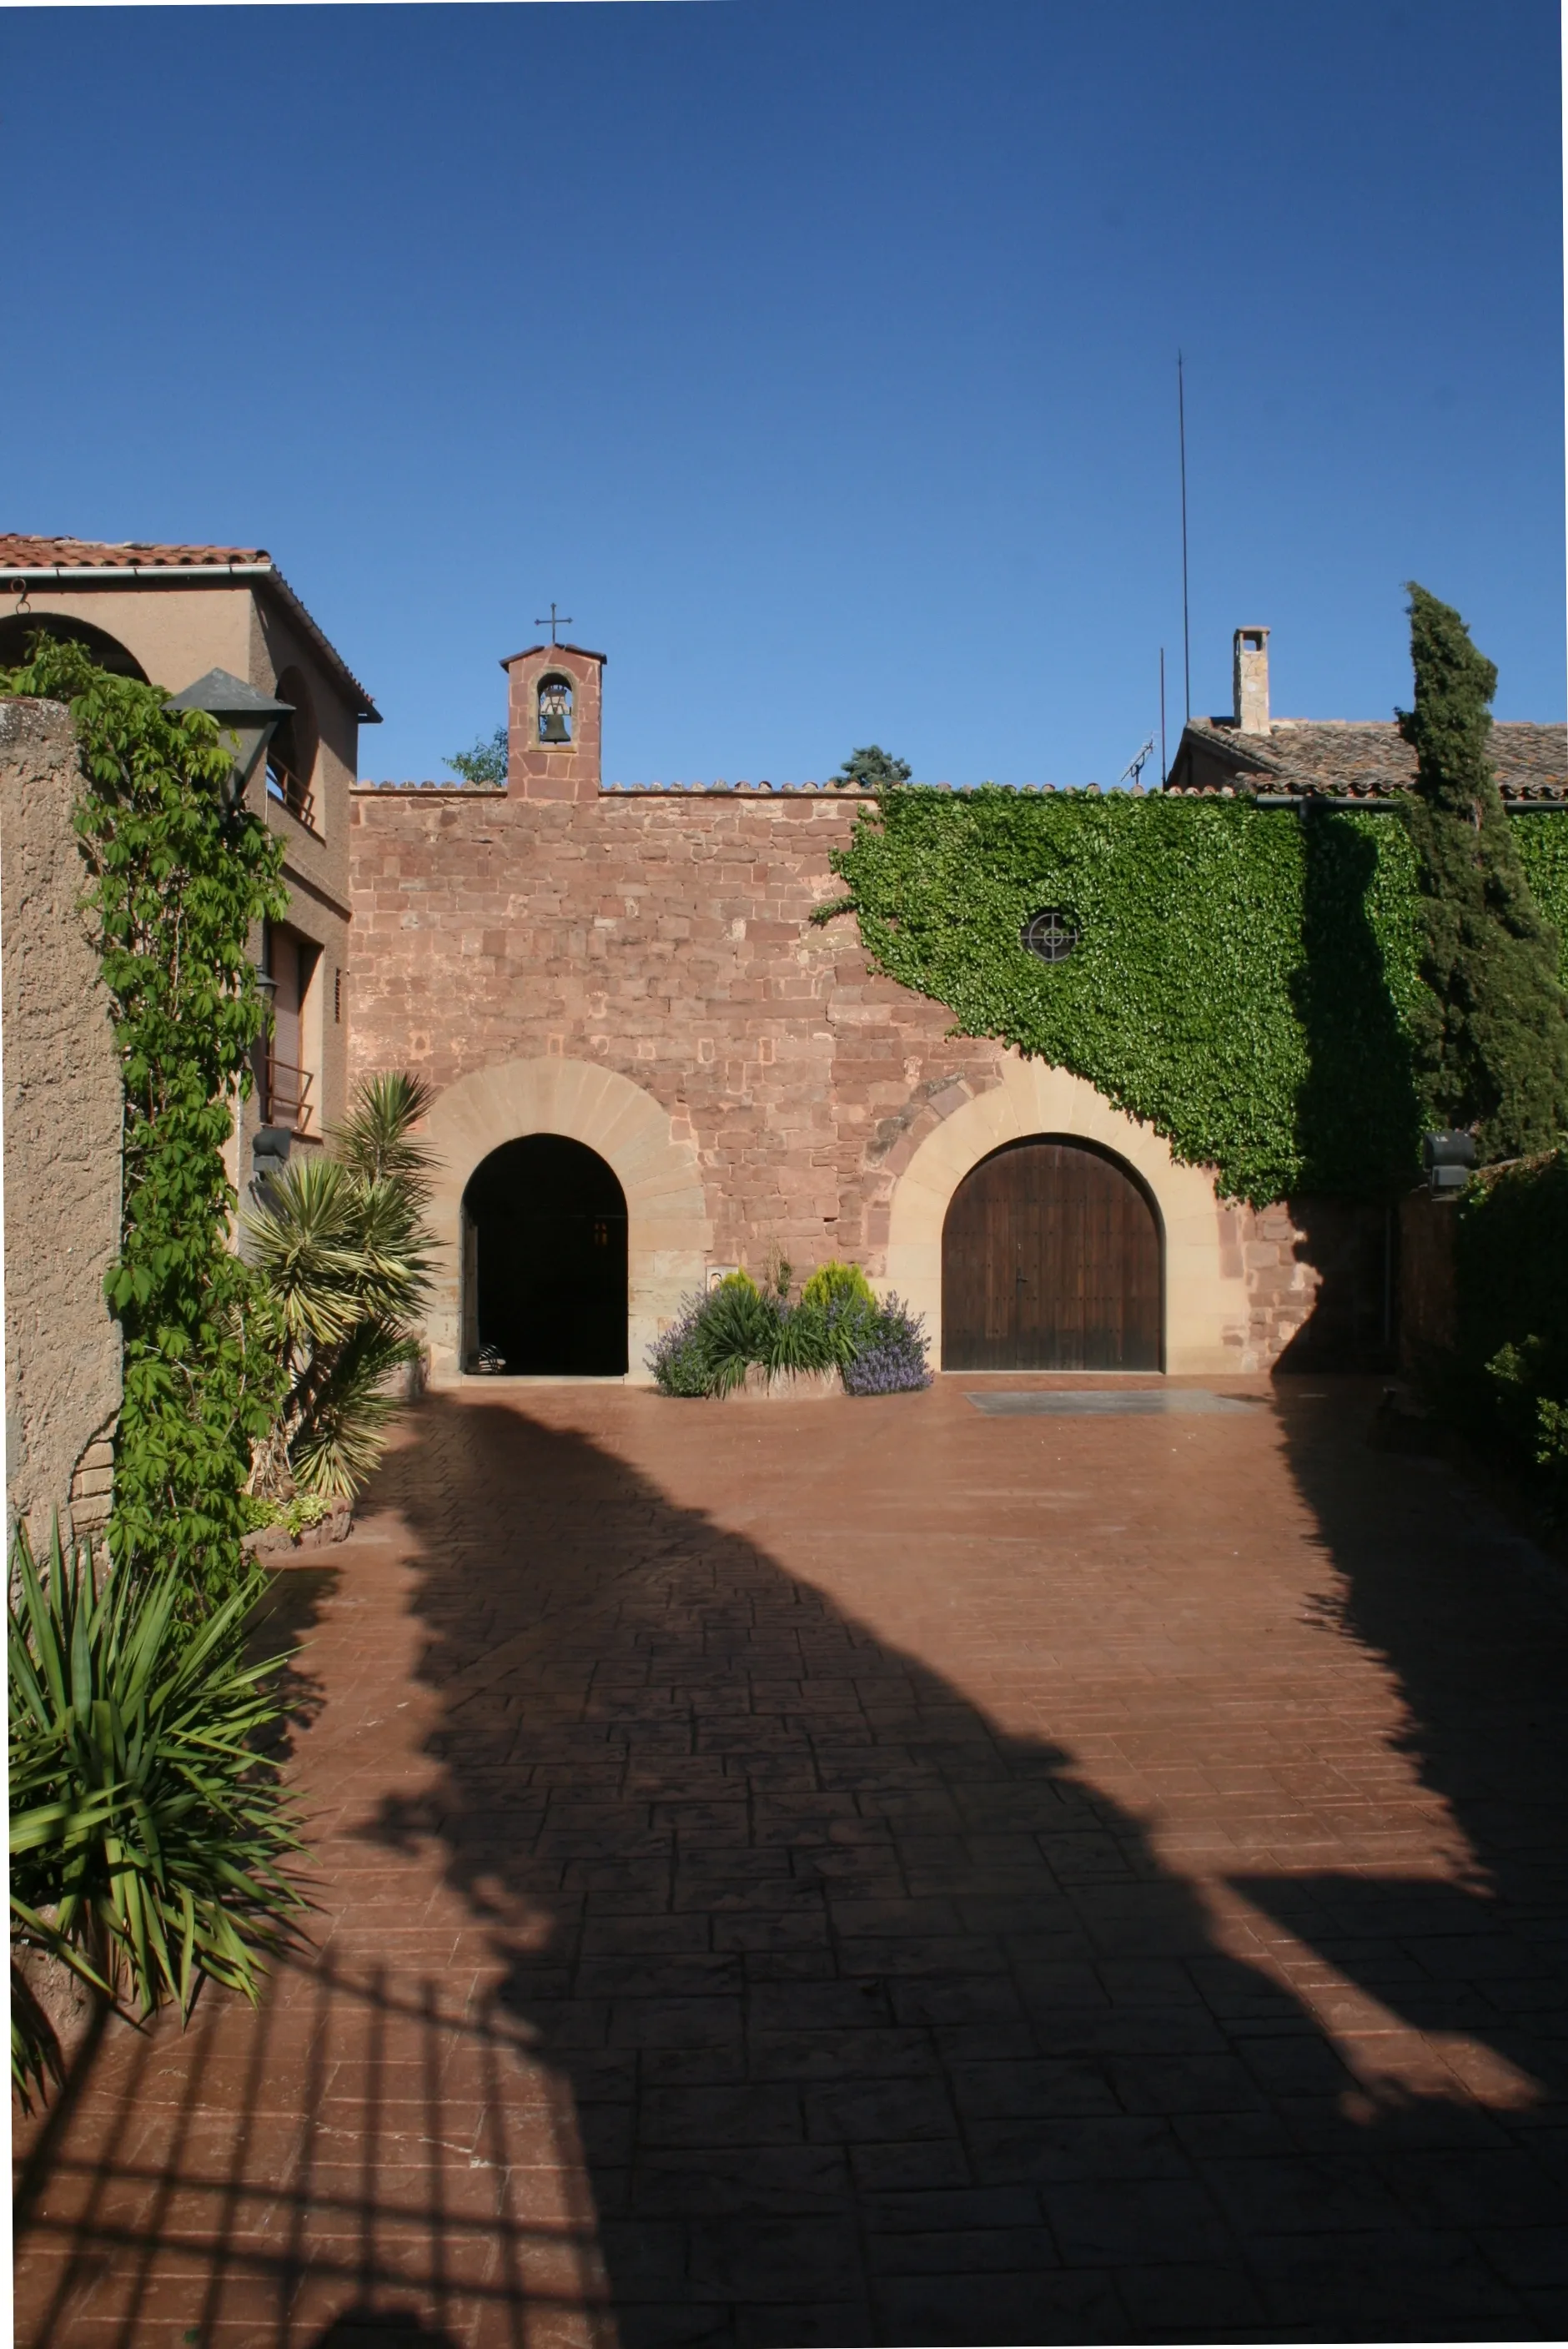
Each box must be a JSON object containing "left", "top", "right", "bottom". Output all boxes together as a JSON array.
[
  {"left": 349, "top": 637, "right": 1333, "bottom": 1386},
  {"left": 11, "top": 539, "right": 1561, "bottom": 1417}
]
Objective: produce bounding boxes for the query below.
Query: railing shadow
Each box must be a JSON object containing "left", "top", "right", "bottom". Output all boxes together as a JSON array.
[{"left": 13, "top": 1948, "right": 613, "bottom": 2348}]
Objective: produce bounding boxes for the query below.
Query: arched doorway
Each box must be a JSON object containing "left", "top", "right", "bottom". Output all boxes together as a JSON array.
[
  {"left": 0, "top": 612, "right": 148, "bottom": 680},
  {"left": 941, "top": 1136, "right": 1162, "bottom": 1371},
  {"left": 463, "top": 1134, "right": 628, "bottom": 1375}
]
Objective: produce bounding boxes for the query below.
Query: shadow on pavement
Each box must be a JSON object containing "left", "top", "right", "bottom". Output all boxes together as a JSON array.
[
  {"left": 14, "top": 1387, "right": 1567, "bottom": 2345},
  {"left": 355, "top": 1392, "right": 1568, "bottom": 2345}
]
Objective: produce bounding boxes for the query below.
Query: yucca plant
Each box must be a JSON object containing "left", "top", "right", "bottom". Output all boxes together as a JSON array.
[
  {"left": 245, "top": 1073, "right": 435, "bottom": 1500},
  {"left": 693, "top": 1276, "right": 778, "bottom": 1395},
  {"left": 9, "top": 1521, "right": 307, "bottom": 2107},
  {"left": 333, "top": 1071, "right": 438, "bottom": 1197},
  {"left": 761, "top": 1300, "right": 837, "bottom": 1376}
]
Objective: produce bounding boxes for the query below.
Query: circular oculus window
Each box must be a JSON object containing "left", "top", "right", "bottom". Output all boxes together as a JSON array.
[{"left": 1020, "top": 908, "right": 1078, "bottom": 963}]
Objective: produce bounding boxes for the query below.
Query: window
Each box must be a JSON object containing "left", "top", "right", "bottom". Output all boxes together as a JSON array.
[
  {"left": 265, "top": 666, "right": 321, "bottom": 832},
  {"left": 260, "top": 921, "right": 323, "bottom": 1135},
  {"left": 537, "top": 674, "right": 573, "bottom": 746},
  {"left": 1020, "top": 908, "right": 1078, "bottom": 963}
]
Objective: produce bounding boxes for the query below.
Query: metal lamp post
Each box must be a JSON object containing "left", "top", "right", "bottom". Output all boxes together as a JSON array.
[{"left": 164, "top": 667, "right": 293, "bottom": 809}]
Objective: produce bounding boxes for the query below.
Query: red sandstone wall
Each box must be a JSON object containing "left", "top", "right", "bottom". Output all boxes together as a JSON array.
[
  {"left": 348, "top": 787, "right": 1011, "bottom": 1278},
  {"left": 1238, "top": 1198, "right": 1395, "bottom": 1369},
  {"left": 348, "top": 787, "right": 1381, "bottom": 1367}
]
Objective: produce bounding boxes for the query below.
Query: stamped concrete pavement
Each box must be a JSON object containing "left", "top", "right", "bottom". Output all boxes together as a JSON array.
[{"left": 14, "top": 1376, "right": 1568, "bottom": 2346}]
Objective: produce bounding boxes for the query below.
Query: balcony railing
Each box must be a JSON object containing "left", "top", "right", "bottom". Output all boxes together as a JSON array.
[
  {"left": 265, "top": 757, "right": 319, "bottom": 834},
  {"left": 266, "top": 1055, "right": 316, "bottom": 1136}
]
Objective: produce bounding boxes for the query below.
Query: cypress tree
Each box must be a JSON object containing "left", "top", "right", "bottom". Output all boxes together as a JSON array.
[{"left": 1398, "top": 583, "right": 1568, "bottom": 1160}]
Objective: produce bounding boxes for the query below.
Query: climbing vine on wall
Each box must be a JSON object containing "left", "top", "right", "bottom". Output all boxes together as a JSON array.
[
  {"left": 1, "top": 636, "right": 289, "bottom": 1604},
  {"left": 1515, "top": 814, "right": 1568, "bottom": 974},
  {"left": 822, "top": 787, "right": 1568, "bottom": 1207}
]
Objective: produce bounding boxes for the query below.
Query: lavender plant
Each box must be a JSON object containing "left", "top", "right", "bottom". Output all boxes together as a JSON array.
[
  {"left": 646, "top": 1267, "right": 932, "bottom": 1396},
  {"left": 839, "top": 1294, "right": 934, "bottom": 1396}
]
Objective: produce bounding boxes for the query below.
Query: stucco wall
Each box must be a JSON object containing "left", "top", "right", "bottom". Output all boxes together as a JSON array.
[
  {"left": 8, "top": 579, "right": 356, "bottom": 1180},
  {"left": 2, "top": 697, "right": 122, "bottom": 1540}
]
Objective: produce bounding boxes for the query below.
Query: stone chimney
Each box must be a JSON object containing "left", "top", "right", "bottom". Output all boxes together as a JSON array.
[
  {"left": 500, "top": 639, "right": 606, "bottom": 798},
  {"left": 1233, "top": 627, "right": 1270, "bottom": 733}
]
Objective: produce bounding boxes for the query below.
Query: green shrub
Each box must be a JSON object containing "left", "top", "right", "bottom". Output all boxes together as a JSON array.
[
  {"left": 646, "top": 1260, "right": 930, "bottom": 1395},
  {"left": 1453, "top": 1149, "right": 1568, "bottom": 1507},
  {"left": 711, "top": 1269, "right": 761, "bottom": 1300},
  {"left": 8, "top": 1522, "right": 307, "bottom": 2108},
  {"left": 244, "top": 1074, "right": 435, "bottom": 1500},
  {"left": 801, "top": 1260, "right": 877, "bottom": 1315},
  {"left": 241, "top": 1492, "right": 333, "bottom": 1541}
]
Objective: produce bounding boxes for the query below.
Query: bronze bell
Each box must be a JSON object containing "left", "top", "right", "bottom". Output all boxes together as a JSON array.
[{"left": 540, "top": 708, "right": 570, "bottom": 743}]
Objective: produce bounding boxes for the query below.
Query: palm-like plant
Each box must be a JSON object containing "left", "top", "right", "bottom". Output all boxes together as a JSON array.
[
  {"left": 245, "top": 1073, "right": 435, "bottom": 1500},
  {"left": 9, "top": 1521, "right": 306, "bottom": 2106},
  {"left": 333, "top": 1071, "right": 438, "bottom": 1195}
]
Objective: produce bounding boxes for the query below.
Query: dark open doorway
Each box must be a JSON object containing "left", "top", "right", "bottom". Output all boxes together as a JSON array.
[{"left": 463, "top": 1134, "right": 628, "bottom": 1376}]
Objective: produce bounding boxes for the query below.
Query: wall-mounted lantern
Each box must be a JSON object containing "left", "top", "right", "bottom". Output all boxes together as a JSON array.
[
  {"left": 166, "top": 667, "right": 293, "bottom": 809},
  {"left": 250, "top": 1125, "right": 294, "bottom": 1192},
  {"left": 1422, "top": 1129, "right": 1476, "bottom": 1198}
]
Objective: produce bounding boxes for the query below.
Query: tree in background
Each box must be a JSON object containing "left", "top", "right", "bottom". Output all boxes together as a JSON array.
[
  {"left": 833, "top": 745, "right": 912, "bottom": 790},
  {"left": 445, "top": 725, "right": 508, "bottom": 786},
  {"left": 1399, "top": 584, "right": 1568, "bottom": 1160}
]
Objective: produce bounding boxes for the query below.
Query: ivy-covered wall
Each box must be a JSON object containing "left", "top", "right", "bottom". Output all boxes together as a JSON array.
[
  {"left": 827, "top": 791, "right": 1568, "bottom": 1207},
  {"left": 2, "top": 640, "right": 288, "bottom": 1607}
]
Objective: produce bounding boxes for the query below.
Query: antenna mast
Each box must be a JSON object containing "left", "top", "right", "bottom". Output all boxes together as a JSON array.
[
  {"left": 1118, "top": 737, "right": 1156, "bottom": 791},
  {"left": 1178, "top": 352, "right": 1191, "bottom": 723},
  {"left": 1159, "top": 646, "right": 1167, "bottom": 783}
]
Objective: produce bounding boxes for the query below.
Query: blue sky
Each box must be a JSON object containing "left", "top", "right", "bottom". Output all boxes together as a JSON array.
[{"left": 6, "top": 0, "right": 1563, "bottom": 783}]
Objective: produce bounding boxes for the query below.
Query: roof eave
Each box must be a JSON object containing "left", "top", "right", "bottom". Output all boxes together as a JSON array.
[
  {"left": 0, "top": 555, "right": 381, "bottom": 723},
  {"left": 499, "top": 642, "right": 609, "bottom": 670}
]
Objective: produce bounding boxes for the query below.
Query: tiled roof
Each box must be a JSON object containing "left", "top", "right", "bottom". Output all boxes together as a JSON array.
[
  {"left": 500, "top": 642, "right": 608, "bottom": 666},
  {"left": 0, "top": 534, "right": 380, "bottom": 721},
  {"left": 1167, "top": 717, "right": 1568, "bottom": 805},
  {"left": 0, "top": 535, "right": 268, "bottom": 570}
]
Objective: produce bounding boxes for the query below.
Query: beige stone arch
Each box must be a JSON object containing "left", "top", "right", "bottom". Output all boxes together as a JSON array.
[
  {"left": 882, "top": 1055, "right": 1250, "bottom": 1376},
  {"left": 420, "top": 1059, "right": 710, "bottom": 1383}
]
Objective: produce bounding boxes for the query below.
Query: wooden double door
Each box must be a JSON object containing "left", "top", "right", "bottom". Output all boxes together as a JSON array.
[{"left": 942, "top": 1138, "right": 1162, "bottom": 1371}]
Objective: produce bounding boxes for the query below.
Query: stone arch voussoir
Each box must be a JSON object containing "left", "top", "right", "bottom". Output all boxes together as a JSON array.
[
  {"left": 421, "top": 1059, "right": 711, "bottom": 1383},
  {"left": 882, "top": 1054, "right": 1250, "bottom": 1376}
]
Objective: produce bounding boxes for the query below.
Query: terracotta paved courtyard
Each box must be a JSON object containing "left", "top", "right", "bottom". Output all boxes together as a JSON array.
[{"left": 14, "top": 1376, "right": 1568, "bottom": 2346}]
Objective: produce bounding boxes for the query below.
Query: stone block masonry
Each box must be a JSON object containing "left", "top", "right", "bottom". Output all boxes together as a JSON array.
[
  {"left": 349, "top": 787, "right": 998, "bottom": 1276},
  {"left": 349, "top": 785, "right": 1359, "bottom": 1376}
]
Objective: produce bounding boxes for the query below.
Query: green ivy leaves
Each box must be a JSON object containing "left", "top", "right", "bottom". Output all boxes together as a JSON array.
[
  {"left": 827, "top": 787, "right": 1568, "bottom": 1206},
  {"left": 3, "top": 637, "right": 289, "bottom": 1609}
]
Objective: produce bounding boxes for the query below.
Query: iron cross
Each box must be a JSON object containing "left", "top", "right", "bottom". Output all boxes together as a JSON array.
[{"left": 535, "top": 602, "right": 573, "bottom": 646}]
